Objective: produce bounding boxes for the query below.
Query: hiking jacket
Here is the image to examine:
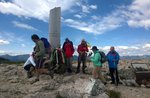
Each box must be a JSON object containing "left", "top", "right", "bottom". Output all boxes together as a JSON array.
[
  {"left": 107, "top": 51, "right": 120, "bottom": 68},
  {"left": 90, "top": 50, "right": 102, "bottom": 67},
  {"left": 34, "top": 40, "right": 45, "bottom": 59},
  {"left": 77, "top": 44, "right": 88, "bottom": 56},
  {"left": 63, "top": 42, "right": 74, "bottom": 58}
]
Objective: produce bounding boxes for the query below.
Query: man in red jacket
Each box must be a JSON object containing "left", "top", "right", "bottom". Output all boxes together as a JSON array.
[
  {"left": 63, "top": 38, "right": 74, "bottom": 73},
  {"left": 76, "top": 39, "right": 89, "bottom": 73}
]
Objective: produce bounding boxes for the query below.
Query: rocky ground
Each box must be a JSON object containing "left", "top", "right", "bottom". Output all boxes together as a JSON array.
[{"left": 0, "top": 61, "right": 150, "bottom": 98}]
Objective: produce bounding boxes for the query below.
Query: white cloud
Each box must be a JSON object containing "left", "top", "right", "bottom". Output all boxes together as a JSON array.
[
  {"left": 99, "top": 43, "right": 150, "bottom": 56},
  {"left": 0, "top": 50, "right": 29, "bottom": 56},
  {"left": 0, "top": 0, "right": 150, "bottom": 34},
  {"left": 143, "top": 44, "right": 150, "bottom": 48},
  {"left": 74, "top": 14, "right": 82, "bottom": 18},
  {"left": 126, "top": 0, "right": 150, "bottom": 29},
  {"left": 21, "top": 44, "right": 26, "bottom": 47},
  {"left": 0, "top": 39, "right": 10, "bottom": 45},
  {"left": 91, "top": 15, "right": 101, "bottom": 20},
  {"left": 0, "top": 31, "right": 24, "bottom": 42},
  {"left": 89, "top": 5, "right": 97, "bottom": 10},
  {"left": 64, "top": 11, "right": 123, "bottom": 34},
  {"left": 65, "top": 0, "right": 150, "bottom": 34},
  {"left": 0, "top": 50, "right": 6, "bottom": 54},
  {"left": 12, "top": 21, "right": 39, "bottom": 31},
  {"left": 0, "top": 0, "right": 79, "bottom": 22},
  {"left": 81, "top": 4, "right": 97, "bottom": 13}
]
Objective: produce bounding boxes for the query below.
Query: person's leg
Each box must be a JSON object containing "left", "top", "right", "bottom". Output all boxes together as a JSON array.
[
  {"left": 66, "top": 58, "right": 69, "bottom": 71},
  {"left": 92, "top": 67, "right": 97, "bottom": 79},
  {"left": 115, "top": 68, "right": 119, "bottom": 84},
  {"left": 109, "top": 68, "right": 115, "bottom": 84},
  {"left": 76, "top": 56, "right": 81, "bottom": 73},
  {"left": 68, "top": 57, "right": 72, "bottom": 73},
  {"left": 24, "top": 64, "right": 33, "bottom": 78},
  {"left": 35, "top": 58, "right": 43, "bottom": 81},
  {"left": 82, "top": 55, "right": 86, "bottom": 73},
  {"left": 38, "top": 68, "right": 54, "bottom": 79},
  {"left": 98, "top": 67, "right": 106, "bottom": 84}
]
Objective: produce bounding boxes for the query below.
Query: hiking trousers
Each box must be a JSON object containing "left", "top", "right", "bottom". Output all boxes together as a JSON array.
[
  {"left": 109, "top": 68, "right": 119, "bottom": 84},
  {"left": 77, "top": 55, "right": 86, "bottom": 73},
  {"left": 66, "top": 57, "right": 72, "bottom": 73}
]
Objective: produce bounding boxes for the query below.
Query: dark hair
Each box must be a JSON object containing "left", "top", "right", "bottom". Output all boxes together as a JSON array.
[{"left": 31, "top": 34, "right": 39, "bottom": 40}]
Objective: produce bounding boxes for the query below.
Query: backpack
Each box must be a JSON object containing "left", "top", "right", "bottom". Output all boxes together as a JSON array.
[
  {"left": 50, "top": 49, "right": 66, "bottom": 74},
  {"left": 99, "top": 51, "right": 107, "bottom": 63},
  {"left": 41, "top": 37, "right": 51, "bottom": 49}
]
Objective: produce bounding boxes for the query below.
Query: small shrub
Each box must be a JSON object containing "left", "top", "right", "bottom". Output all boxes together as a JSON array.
[{"left": 107, "top": 90, "right": 121, "bottom": 98}]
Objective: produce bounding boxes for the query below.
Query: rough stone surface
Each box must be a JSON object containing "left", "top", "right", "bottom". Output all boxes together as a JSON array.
[{"left": 1, "top": 59, "right": 150, "bottom": 98}]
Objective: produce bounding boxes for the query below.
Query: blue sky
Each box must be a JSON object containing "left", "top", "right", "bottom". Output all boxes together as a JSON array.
[{"left": 0, "top": 0, "right": 150, "bottom": 56}]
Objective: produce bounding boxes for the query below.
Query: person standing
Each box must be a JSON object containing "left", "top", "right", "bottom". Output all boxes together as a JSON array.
[
  {"left": 62, "top": 38, "right": 74, "bottom": 73},
  {"left": 76, "top": 39, "right": 89, "bottom": 73},
  {"left": 90, "top": 46, "right": 106, "bottom": 84},
  {"left": 107, "top": 46, "right": 120, "bottom": 85}
]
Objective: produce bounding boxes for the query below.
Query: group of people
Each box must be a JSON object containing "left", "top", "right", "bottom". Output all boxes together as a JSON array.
[{"left": 24, "top": 34, "right": 120, "bottom": 85}]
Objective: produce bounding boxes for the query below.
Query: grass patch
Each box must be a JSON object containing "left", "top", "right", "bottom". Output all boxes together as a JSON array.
[{"left": 107, "top": 90, "right": 121, "bottom": 98}]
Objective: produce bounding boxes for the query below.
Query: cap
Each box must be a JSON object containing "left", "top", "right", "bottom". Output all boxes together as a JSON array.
[{"left": 91, "top": 46, "right": 98, "bottom": 50}]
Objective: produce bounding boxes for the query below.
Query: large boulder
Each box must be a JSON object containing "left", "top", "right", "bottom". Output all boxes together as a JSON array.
[{"left": 58, "top": 77, "right": 107, "bottom": 98}]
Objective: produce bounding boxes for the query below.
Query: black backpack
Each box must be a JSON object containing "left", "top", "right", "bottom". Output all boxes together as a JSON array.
[{"left": 99, "top": 51, "right": 107, "bottom": 63}]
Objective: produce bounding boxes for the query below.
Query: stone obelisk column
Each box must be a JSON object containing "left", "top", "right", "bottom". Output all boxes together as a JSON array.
[{"left": 49, "top": 7, "right": 61, "bottom": 50}]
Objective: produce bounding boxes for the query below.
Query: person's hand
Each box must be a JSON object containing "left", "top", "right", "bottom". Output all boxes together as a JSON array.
[
  {"left": 79, "top": 51, "right": 83, "bottom": 55},
  {"left": 88, "top": 52, "right": 93, "bottom": 57},
  {"left": 87, "top": 56, "right": 91, "bottom": 61}
]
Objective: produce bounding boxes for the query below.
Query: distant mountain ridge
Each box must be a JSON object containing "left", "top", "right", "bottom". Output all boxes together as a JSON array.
[
  {"left": 0, "top": 54, "right": 150, "bottom": 62},
  {"left": 121, "top": 55, "right": 150, "bottom": 60},
  {"left": 0, "top": 54, "right": 29, "bottom": 62}
]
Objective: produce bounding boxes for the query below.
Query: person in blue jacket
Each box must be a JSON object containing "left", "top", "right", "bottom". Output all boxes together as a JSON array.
[{"left": 107, "top": 46, "right": 120, "bottom": 85}]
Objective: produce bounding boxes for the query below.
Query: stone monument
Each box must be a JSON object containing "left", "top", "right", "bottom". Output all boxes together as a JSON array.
[{"left": 49, "top": 7, "right": 61, "bottom": 49}]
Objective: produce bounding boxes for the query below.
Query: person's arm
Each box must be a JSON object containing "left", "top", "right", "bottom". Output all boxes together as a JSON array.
[
  {"left": 62, "top": 42, "right": 66, "bottom": 51},
  {"left": 90, "top": 53, "right": 101, "bottom": 62},
  {"left": 116, "top": 52, "right": 120, "bottom": 61},
  {"left": 35, "top": 41, "right": 45, "bottom": 58},
  {"left": 77, "top": 45, "right": 81, "bottom": 54},
  {"left": 115, "top": 52, "right": 120, "bottom": 64},
  {"left": 106, "top": 53, "right": 110, "bottom": 61},
  {"left": 86, "top": 45, "right": 89, "bottom": 52},
  {"left": 71, "top": 44, "right": 75, "bottom": 54}
]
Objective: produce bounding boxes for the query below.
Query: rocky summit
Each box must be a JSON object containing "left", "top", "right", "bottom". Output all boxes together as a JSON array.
[
  {"left": 0, "top": 60, "right": 150, "bottom": 98},
  {"left": 0, "top": 64, "right": 108, "bottom": 98}
]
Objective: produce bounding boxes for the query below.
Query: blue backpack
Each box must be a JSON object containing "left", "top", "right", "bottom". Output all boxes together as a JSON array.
[{"left": 41, "top": 37, "right": 51, "bottom": 49}]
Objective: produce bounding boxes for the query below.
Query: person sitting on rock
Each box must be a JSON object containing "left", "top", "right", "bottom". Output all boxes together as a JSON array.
[{"left": 31, "top": 34, "right": 53, "bottom": 81}]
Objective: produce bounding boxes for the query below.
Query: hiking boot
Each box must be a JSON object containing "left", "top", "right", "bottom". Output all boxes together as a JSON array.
[
  {"left": 118, "top": 81, "right": 122, "bottom": 84},
  {"left": 27, "top": 71, "right": 32, "bottom": 78},
  {"left": 110, "top": 82, "right": 115, "bottom": 84},
  {"left": 103, "top": 82, "right": 107, "bottom": 85},
  {"left": 48, "top": 71, "right": 54, "bottom": 79},
  {"left": 30, "top": 78, "right": 39, "bottom": 84},
  {"left": 67, "top": 68, "right": 72, "bottom": 73},
  {"left": 82, "top": 70, "right": 87, "bottom": 74},
  {"left": 76, "top": 70, "right": 80, "bottom": 74}
]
